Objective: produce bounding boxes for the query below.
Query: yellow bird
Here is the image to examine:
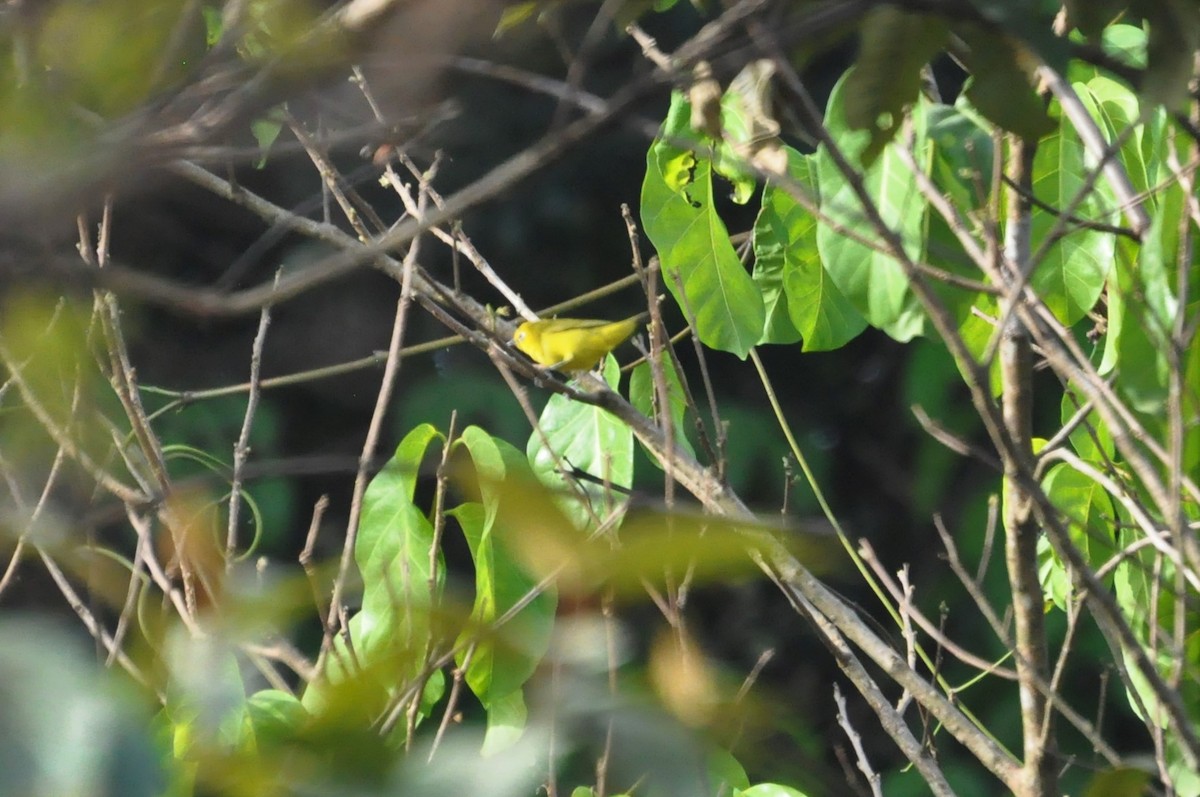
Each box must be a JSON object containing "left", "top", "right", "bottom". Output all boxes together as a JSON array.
[{"left": 512, "top": 314, "right": 645, "bottom": 373}]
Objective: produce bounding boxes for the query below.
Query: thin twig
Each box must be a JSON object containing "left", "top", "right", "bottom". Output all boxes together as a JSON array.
[
  {"left": 227, "top": 267, "right": 281, "bottom": 565},
  {"left": 318, "top": 191, "right": 425, "bottom": 675},
  {"left": 833, "top": 683, "right": 884, "bottom": 797}
]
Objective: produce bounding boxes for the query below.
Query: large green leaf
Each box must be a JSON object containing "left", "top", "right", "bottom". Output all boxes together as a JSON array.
[
  {"left": 305, "top": 424, "right": 447, "bottom": 722},
  {"left": 1039, "top": 462, "right": 1117, "bottom": 611},
  {"left": 1113, "top": 507, "right": 1151, "bottom": 639},
  {"left": 754, "top": 147, "right": 865, "bottom": 350},
  {"left": 713, "top": 60, "right": 780, "bottom": 205},
  {"left": 751, "top": 233, "right": 803, "bottom": 345},
  {"left": 816, "top": 73, "right": 929, "bottom": 342},
  {"left": 450, "top": 500, "right": 554, "bottom": 732},
  {"left": 843, "top": 7, "right": 947, "bottom": 163},
  {"left": 1083, "top": 76, "right": 1152, "bottom": 201},
  {"left": 526, "top": 357, "right": 634, "bottom": 530},
  {"left": 642, "top": 91, "right": 765, "bottom": 358},
  {"left": 924, "top": 103, "right": 994, "bottom": 326},
  {"left": 246, "top": 689, "right": 309, "bottom": 747},
  {"left": 452, "top": 428, "right": 556, "bottom": 730},
  {"left": 356, "top": 425, "right": 444, "bottom": 639},
  {"left": 1026, "top": 89, "right": 1116, "bottom": 325},
  {"left": 630, "top": 354, "right": 698, "bottom": 463},
  {"left": 1109, "top": 181, "right": 1186, "bottom": 412},
  {"left": 479, "top": 687, "right": 528, "bottom": 756},
  {"left": 956, "top": 25, "right": 1055, "bottom": 140},
  {"left": 929, "top": 102, "right": 995, "bottom": 218},
  {"left": 1185, "top": 313, "right": 1200, "bottom": 493}
]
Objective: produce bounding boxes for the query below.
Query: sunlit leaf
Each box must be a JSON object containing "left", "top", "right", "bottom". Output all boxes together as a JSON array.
[
  {"left": 303, "top": 425, "right": 447, "bottom": 728},
  {"left": 739, "top": 783, "right": 811, "bottom": 797},
  {"left": 816, "top": 74, "right": 928, "bottom": 341},
  {"left": 642, "top": 92, "right": 766, "bottom": 357},
  {"left": 480, "top": 688, "right": 527, "bottom": 756},
  {"left": 715, "top": 60, "right": 785, "bottom": 203},
  {"left": 1026, "top": 89, "right": 1116, "bottom": 326},
  {"left": 450, "top": 497, "right": 554, "bottom": 733},
  {"left": 246, "top": 689, "right": 308, "bottom": 747},
  {"left": 754, "top": 147, "right": 866, "bottom": 350},
  {"left": 1038, "top": 461, "right": 1117, "bottom": 610},
  {"left": 527, "top": 356, "right": 633, "bottom": 530}
]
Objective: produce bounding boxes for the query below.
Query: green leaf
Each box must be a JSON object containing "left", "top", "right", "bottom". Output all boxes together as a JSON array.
[
  {"left": 480, "top": 688, "right": 528, "bottom": 756},
  {"left": 1185, "top": 316, "right": 1200, "bottom": 490},
  {"left": 450, "top": 499, "right": 555, "bottom": 726},
  {"left": 251, "top": 107, "right": 286, "bottom": 168},
  {"left": 714, "top": 60, "right": 782, "bottom": 204},
  {"left": 956, "top": 292, "right": 1004, "bottom": 396},
  {"left": 956, "top": 25, "right": 1055, "bottom": 140},
  {"left": 925, "top": 104, "right": 995, "bottom": 326},
  {"left": 929, "top": 102, "right": 994, "bottom": 217},
  {"left": 1037, "top": 532, "right": 1072, "bottom": 611},
  {"left": 630, "top": 355, "right": 698, "bottom": 463},
  {"left": 526, "top": 356, "right": 634, "bottom": 530},
  {"left": 754, "top": 147, "right": 865, "bottom": 350},
  {"left": 1113, "top": 504, "right": 1151, "bottom": 634},
  {"left": 1064, "top": 0, "right": 1127, "bottom": 40},
  {"left": 1026, "top": 88, "right": 1116, "bottom": 326},
  {"left": 816, "top": 74, "right": 928, "bottom": 342},
  {"left": 202, "top": 4, "right": 224, "bottom": 46},
  {"left": 1083, "top": 76, "right": 1151, "bottom": 199},
  {"left": 1061, "top": 381, "right": 1114, "bottom": 462},
  {"left": 456, "top": 425, "right": 510, "bottom": 531},
  {"left": 246, "top": 689, "right": 308, "bottom": 746},
  {"left": 494, "top": 1, "right": 538, "bottom": 35},
  {"left": 312, "top": 424, "right": 446, "bottom": 721},
  {"left": 1039, "top": 462, "right": 1117, "bottom": 611},
  {"left": 843, "top": 7, "right": 947, "bottom": 163},
  {"left": 739, "top": 784, "right": 811, "bottom": 797},
  {"left": 1099, "top": 236, "right": 1137, "bottom": 376},
  {"left": 1081, "top": 765, "right": 1153, "bottom": 797},
  {"left": 751, "top": 236, "right": 802, "bottom": 345},
  {"left": 1140, "top": 0, "right": 1200, "bottom": 110},
  {"left": 708, "top": 747, "right": 751, "bottom": 794},
  {"left": 1110, "top": 181, "right": 1186, "bottom": 411},
  {"left": 642, "top": 92, "right": 766, "bottom": 357},
  {"left": 1101, "top": 22, "right": 1148, "bottom": 68}
]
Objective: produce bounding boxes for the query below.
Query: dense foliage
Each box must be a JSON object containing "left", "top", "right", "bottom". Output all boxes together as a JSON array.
[{"left": 1, "top": 1, "right": 1198, "bottom": 796}]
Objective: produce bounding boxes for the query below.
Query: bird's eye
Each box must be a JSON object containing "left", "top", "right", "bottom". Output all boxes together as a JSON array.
[{"left": 515, "top": 331, "right": 525, "bottom": 343}]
